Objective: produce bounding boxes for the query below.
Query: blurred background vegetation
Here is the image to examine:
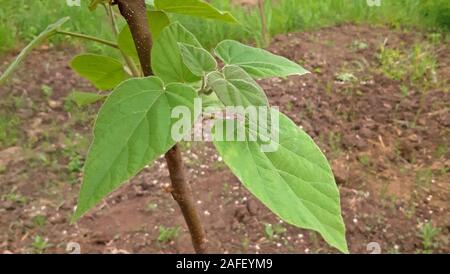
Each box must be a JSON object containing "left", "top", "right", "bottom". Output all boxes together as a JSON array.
[
  {"left": 0, "top": 0, "right": 449, "bottom": 254},
  {"left": 0, "top": 0, "right": 449, "bottom": 54}
]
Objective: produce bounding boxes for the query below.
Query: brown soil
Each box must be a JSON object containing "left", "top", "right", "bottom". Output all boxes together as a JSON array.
[{"left": 0, "top": 24, "right": 449, "bottom": 254}]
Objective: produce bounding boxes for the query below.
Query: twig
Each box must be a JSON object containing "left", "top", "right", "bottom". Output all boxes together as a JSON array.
[{"left": 56, "top": 30, "right": 118, "bottom": 48}]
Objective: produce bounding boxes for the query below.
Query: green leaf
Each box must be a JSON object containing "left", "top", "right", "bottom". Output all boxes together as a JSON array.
[
  {"left": 68, "top": 91, "right": 107, "bottom": 107},
  {"left": 149, "top": 11, "right": 171, "bottom": 40},
  {"left": 117, "top": 26, "right": 138, "bottom": 63},
  {"left": 73, "top": 77, "right": 197, "bottom": 220},
  {"left": 213, "top": 110, "right": 348, "bottom": 253},
  {"left": 152, "top": 23, "right": 203, "bottom": 84},
  {"left": 118, "top": 11, "right": 170, "bottom": 63},
  {"left": 178, "top": 43, "right": 217, "bottom": 76},
  {"left": 201, "top": 92, "right": 224, "bottom": 111},
  {"left": 206, "top": 65, "right": 268, "bottom": 107},
  {"left": 70, "top": 54, "right": 130, "bottom": 90},
  {"left": 0, "top": 17, "right": 70, "bottom": 86},
  {"left": 214, "top": 40, "right": 310, "bottom": 79},
  {"left": 155, "top": 0, "right": 237, "bottom": 23},
  {"left": 89, "top": 0, "right": 109, "bottom": 11}
]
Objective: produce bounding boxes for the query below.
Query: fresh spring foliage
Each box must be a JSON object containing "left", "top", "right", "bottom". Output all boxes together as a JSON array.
[{"left": 0, "top": 0, "right": 348, "bottom": 253}]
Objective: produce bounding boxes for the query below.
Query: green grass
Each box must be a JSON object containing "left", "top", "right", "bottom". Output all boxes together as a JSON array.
[
  {"left": 418, "top": 222, "right": 441, "bottom": 254},
  {"left": 157, "top": 225, "right": 180, "bottom": 244},
  {"left": 0, "top": 0, "right": 117, "bottom": 54},
  {"left": 0, "top": 110, "right": 21, "bottom": 148},
  {"left": 0, "top": 0, "right": 449, "bottom": 55},
  {"left": 378, "top": 40, "right": 439, "bottom": 89},
  {"left": 177, "top": 0, "right": 450, "bottom": 48},
  {"left": 31, "top": 235, "right": 51, "bottom": 254}
]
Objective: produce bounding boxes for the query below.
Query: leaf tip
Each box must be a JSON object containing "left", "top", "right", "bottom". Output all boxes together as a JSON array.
[{"left": 70, "top": 208, "right": 83, "bottom": 224}]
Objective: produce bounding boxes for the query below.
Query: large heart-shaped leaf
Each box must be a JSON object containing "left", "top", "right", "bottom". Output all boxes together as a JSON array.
[
  {"left": 207, "top": 65, "right": 268, "bottom": 107},
  {"left": 213, "top": 110, "right": 348, "bottom": 253},
  {"left": 214, "top": 40, "right": 309, "bottom": 79},
  {"left": 118, "top": 11, "right": 170, "bottom": 64},
  {"left": 152, "top": 23, "right": 203, "bottom": 84},
  {"left": 70, "top": 54, "right": 130, "bottom": 90},
  {"left": 155, "top": 0, "right": 237, "bottom": 23},
  {"left": 73, "top": 77, "right": 197, "bottom": 220},
  {"left": 178, "top": 43, "right": 217, "bottom": 77}
]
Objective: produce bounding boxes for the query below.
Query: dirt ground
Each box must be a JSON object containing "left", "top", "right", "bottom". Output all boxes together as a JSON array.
[{"left": 0, "top": 24, "right": 449, "bottom": 254}]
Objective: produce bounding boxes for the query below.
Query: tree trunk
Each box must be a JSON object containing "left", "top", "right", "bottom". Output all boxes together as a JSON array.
[{"left": 115, "top": 0, "right": 207, "bottom": 254}]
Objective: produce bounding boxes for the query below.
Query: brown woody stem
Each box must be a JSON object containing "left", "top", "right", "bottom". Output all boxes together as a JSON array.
[
  {"left": 105, "top": 4, "right": 140, "bottom": 77},
  {"left": 116, "top": 0, "right": 153, "bottom": 76},
  {"left": 165, "top": 146, "right": 207, "bottom": 253},
  {"left": 115, "top": 0, "right": 207, "bottom": 254}
]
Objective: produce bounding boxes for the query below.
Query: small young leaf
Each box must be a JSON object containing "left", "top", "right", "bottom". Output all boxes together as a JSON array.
[
  {"left": 68, "top": 91, "right": 107, "bottom": 107},
  {"left": 118, "top": 11, "right": 170, "bottom": 63},
  {"left": 206, "top": 65, "right": 268, "bottom": 107},
  {"left": 70, "top": 54, "right": 130, "bottom": 90},
  {"left": 152, "top": 23, "right": 203, "bottom": 84},
  {"left": 155, "top": 0, "right": 238, "bottom": 23},
  {"left": 214, "top": 40, "right": 309, "bottom": 79},
  {"left": 213, "top": 110, "right": 348, "bottom": 253},
  {"left": 178, "top": 43, "right": 217, "bottom": 76},
  {"left": 73, "top": 77, "right": 198, "bottom": 220},
  {"left": 148, "top": 11, "right": 171, "bottom": 40}
]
